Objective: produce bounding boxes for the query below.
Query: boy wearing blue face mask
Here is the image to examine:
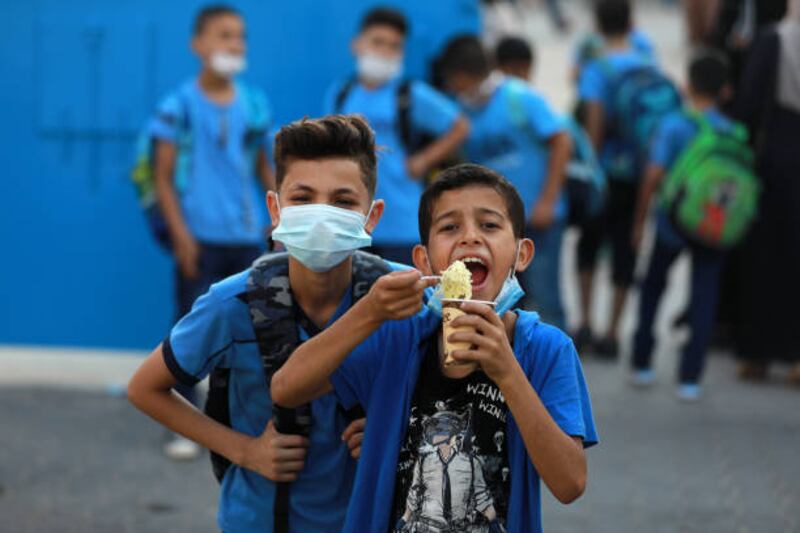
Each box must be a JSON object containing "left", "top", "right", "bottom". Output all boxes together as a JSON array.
[
  {"left": 129, "top": 115, "right": 409, "bottom": 533},
  {"left": 148, "top": 5, "right": 274, "bottom": 458},
  {"left": 273, "top": 164, "right": 598, "bottom": 533},
  {"left": 325, "top": 6, "right": 470, "bottom": 265}
]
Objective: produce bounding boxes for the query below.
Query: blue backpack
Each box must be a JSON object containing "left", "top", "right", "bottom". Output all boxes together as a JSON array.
[
  {"left": 606, "top": 62, "right": 682, "bottom": 179},
  {"left": 130, "top": 82, "right": 270, "bottom": 247}
]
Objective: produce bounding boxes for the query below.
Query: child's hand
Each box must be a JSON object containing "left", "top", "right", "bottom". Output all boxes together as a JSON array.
[
  {"left": 242, "top": 420, "right": 309, "bottom": 482},
  {"left": 447, "top": 302, "right": 522, "bottom": 386},
  {"left": 529, "top": 198, "right": 556, "bottom": 229},
  {"left": 405, "top": 154, "right": 429, "bottom": 180},
  {"left": 364, "top": 270, "right": 437, "bottom": 322},
  {"left": 174, "top": 233, "right": 200, "bottom": 279},
  {"left": 341, "top": 417, "right": 365, "bottom": 459}
]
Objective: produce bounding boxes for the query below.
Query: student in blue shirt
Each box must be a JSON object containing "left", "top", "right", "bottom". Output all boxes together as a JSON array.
[
  {"left": 273, "top": 164, "right": 598, "bottom": 533},
  {"left": 438, "top": 35, "right": 572, "bottom": 330},
  {"left": 324, "top": 6, "right": 470, "bottom": 265},
  {"left": 129, "top": 115, "right": 407, "bottom": 532},
  {"left": 629, "top": 52, "right": 733, "bottom": 402},
  {"left": 574, "top": 0, "right": 656, "bottom": 359},
  {"left": 150, "top": 5, "right": 274, "bottom": 457}
]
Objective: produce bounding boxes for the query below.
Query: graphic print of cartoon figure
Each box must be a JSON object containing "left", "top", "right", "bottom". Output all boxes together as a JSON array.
[
  {"left": 394, "top": 407, "right": 506, "bottom": 533},
  {"left": 698, "top": 179, "right": 738, "bottom": 242}
]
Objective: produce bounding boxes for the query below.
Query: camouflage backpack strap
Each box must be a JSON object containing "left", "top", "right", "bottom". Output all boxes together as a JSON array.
[
  {"left": 351, "top": 250, "right": 392, "bottom": 301},
  {"left": 246, "top": 252, "right": 299, "bottom": 383}
]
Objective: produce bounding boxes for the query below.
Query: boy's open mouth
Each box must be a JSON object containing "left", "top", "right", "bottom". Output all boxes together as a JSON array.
[{"left": 462, "top": 256, "right": 489, "bottom": 289}]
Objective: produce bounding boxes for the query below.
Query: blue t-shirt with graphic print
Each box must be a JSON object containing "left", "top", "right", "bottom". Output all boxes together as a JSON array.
[{"left": 150, "top": 79, "right": 271, "bottom": 245}]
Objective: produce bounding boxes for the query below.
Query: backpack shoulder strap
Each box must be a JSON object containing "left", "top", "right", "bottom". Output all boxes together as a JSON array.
[
  {"left": 246, "top": 252, "right": 298, "bottom": 385},
  {"left": 334, "top": 77, "right": 358, "bottom": 114},
  {"left": 396, "top": 79, "right": 414, "bottom": 152},
  {"left": 351, "top": 250, "right": 392, "bottom": 300}
]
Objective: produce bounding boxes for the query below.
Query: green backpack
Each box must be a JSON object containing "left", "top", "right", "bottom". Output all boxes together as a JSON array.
[{"left": 659, "top": 112, "right": 759, "bottom": 250}]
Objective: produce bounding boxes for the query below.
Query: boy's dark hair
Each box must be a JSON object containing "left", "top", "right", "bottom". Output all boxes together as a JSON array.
[
  {"left": 439, "top": 35, "right": 490, "bottom": 78},
  {"left": 688, "top": 49, "right": 730, "bottom": 98},
  {"left": 594, "top": 0, "right": 631, "bottom": 37},
  {"left": 193, "top": 4, "right": 241, "bottom": 36},
  {"left": 418, "top": 164, "right": 525, "bottom": 245},
  {"left": 273, "top": 115, "right": 378, "bottom": 197},
  {"left": 359, "top": 6, "right": 408, "bottom": 36},
  {"left": 495, "top": 36, "right": 535, "bottom": 67}
]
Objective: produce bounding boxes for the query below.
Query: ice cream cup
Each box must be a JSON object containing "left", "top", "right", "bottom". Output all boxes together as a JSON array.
[{"left": 442, "top": 298, "right": 497, "bottom": 367}]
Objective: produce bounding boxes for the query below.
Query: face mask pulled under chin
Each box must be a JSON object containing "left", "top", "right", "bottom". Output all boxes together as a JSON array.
[
  {"left": 271, "top": 200, "right": 374, "bottom": 273},
  {"left": 357, "top": 53, "right": 403, "bottom": 84},
  {"left": 210, "top": 51, "right": 247, "bottom": 78},
  {"left": 424, "top": 244, "right": 525, "bottom": 317}
]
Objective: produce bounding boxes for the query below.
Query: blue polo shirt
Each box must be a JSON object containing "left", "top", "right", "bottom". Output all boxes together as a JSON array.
[
  {"left": 330, "top": 308, "right": 598, "bottom": 533},
  {"left": 150, "top": 79, "right": 271, "bottom": 245},
  {"left": 649, "top": 108, "right": 733, "bottom": 247},
  {"left": 324, "top": 77, "right": 461, "bottom": 245},
  {"left": 163, "top": 258, "right": 410, "bottom": 533},
  {"left": 461, "top": 78, "right": 567, "bottom": 219}
]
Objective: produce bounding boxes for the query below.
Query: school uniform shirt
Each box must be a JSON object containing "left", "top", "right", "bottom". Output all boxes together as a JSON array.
[
  {"left": 461, "top": 78, "right": 567, "bottom": 220},
  {"left": 578, "top": 49, "right": 654, "bottom": 181},
  {"left": 649, "top": 108, "right": 734, "bottom": 247},
  {"left": 330, "top": 308, "right": 598, "bottom": 533},
  {"left": 324, "top": 78, "right": 461, "bottom": 245},
  {"left": 163, "top": 259, "right": 409, "bottom": 533},
  {"left": 150, "top": 79, "right": 270, "bottom": 245}
]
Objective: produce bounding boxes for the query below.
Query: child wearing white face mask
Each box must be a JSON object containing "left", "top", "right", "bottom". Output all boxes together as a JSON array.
[
  {"left": 129, "top": 115, "right": 415, "bottom": 533},
  {"left": 325, "top": 6, "right": 470, "bottom": 266},
  {"left": 144, "top": 4, "right": 274, "bottom": 457}
]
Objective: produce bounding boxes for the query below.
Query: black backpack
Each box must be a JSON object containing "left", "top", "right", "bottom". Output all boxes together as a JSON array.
[{"left": 203, "top": 250, "right": 390, "bottom": 532}]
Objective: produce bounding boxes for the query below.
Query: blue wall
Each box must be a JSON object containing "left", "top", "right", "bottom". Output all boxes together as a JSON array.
[{"left": 0, "top": 0, "right": 479, "bottom": 349}]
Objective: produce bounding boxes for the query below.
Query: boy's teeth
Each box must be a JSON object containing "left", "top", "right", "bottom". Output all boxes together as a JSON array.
[{"left": 462, "top": 257, "right": 485, "bottom": 265}]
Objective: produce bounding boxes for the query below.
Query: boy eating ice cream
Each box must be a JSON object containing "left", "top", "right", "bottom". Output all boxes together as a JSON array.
[{"left": 272, "top": 163, "right": 597, "bottom": 532}]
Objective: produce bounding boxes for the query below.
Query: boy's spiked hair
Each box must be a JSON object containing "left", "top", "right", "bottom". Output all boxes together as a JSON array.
[
  {"left": 193, "top": 4, "right": 241, "bottom": 36},
  {"left": 418, "top": 164, "right": 525, "bottom": 245},
  {"left": 273, "top": 114, "right": 378, "bottom": 197},
  {"left": 359, "top": 6, "right": 408, "bottom": 36},
  {"left": 594, "top": 0, "right": 631, "bottom": 37},
  {"left": 688, "top": 49, "right": 730, "bottom": 99}
]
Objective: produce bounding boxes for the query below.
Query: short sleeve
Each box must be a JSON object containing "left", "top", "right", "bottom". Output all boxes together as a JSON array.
[
  {"left": 649, "top": 114, "right": 690, "bottom": 169},
  {"left": 149, "top": 92, "right": 185, "bottom": 143},
  {"left": 522, "top": 90, "right": 566, "bottom": 140},
  {"left": 410, "top": 81, "right": 461, "bottom": 137},
  {"left": 163, "top": 285, "right": 234, "bottom": 386},
  {"left": 537, "top": 340, "right": 598, "bottom": 448},
  {"left": 578, "top": 61, "right": 606, "bottom": 103}
]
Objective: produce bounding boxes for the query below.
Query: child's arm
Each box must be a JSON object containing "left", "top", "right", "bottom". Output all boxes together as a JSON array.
[
  {"left": 584, "top": 101, "right": 604, "bottom": 153},
  {"left": 128, "top": 345, "right": 309, "bottom": 482},
  {"left": 271, "top": 270, "right": 434, "bottom": 408},
  {"left": 153, "top": 140, "right": 199, "bottom": 280},
  {"left": 448, "top": 303, "right": 588, "bottom": 504},
  {"left": 529, "top": 130, "right": 572, "bottom": 229},
  {"left": 406, "top": 116, "right": 470, "bottom": 179},
  {"left": 632, "top": 163, "right": 666, "bottom": 250}
]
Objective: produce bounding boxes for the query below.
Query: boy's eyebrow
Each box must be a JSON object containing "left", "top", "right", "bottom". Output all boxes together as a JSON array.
[
  {"left": 287, "top": 184, "right": 317, "bottom": 193},
  {"left": 432, "top": 209, "right": 460, "bottom": 224},
  {"left": 332, "top": 187, "right": 359, "bottom": 195},
  {"left": 477, "top": 207, "right": 505, "bottom": 218}
]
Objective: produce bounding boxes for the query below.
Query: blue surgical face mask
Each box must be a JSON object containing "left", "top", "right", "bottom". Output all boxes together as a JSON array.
[
  {"left": 424, "top": 243, "right": 526, "bottom": 317},
  {"left": 271, "top": 200, "right": 373, "bottom": 272}
]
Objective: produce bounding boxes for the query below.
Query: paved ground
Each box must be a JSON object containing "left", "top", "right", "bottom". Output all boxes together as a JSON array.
[{"left": 3, "top": 2, "right": 799, "bottom": 532}]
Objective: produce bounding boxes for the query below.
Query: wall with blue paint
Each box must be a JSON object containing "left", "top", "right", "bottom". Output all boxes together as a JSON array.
[{"left": 0, "top": 0, "right": 479, "bottom": 349}]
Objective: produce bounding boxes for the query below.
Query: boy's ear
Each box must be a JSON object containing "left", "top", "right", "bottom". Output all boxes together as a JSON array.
[
  {"left": 412, "top": 245, "right": 432, "bottom": 274},
  {"left": 364, "top": 199, "right": 385, "bottom": 234},
  {"left": 515, "top": 238, "right": 535, "bottom": 273},
  {"left": 266, "top": 191, "right": 280, "bottom": 229}
]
